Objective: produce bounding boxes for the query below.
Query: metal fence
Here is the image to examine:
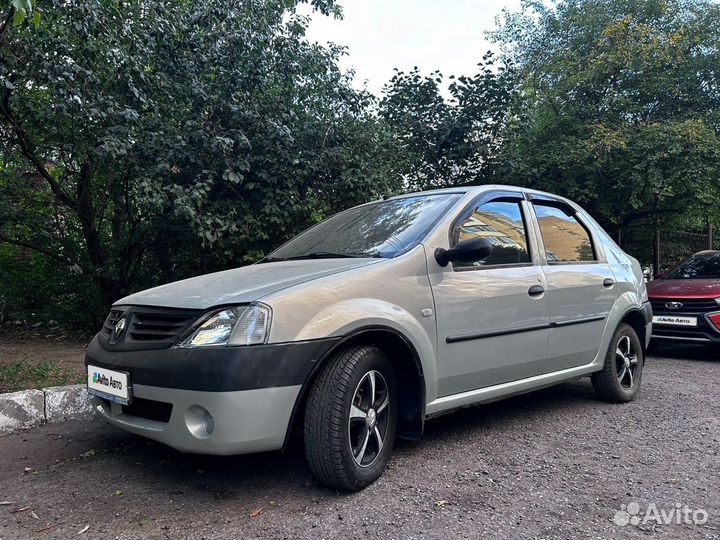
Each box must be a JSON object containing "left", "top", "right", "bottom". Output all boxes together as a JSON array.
[{"left": 618, "top": 222, "right": 716, "bottom": 275}]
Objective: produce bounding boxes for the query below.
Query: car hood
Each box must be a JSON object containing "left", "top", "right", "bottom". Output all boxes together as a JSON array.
[
  {"left": 114, "top": 258, "right": 384, "bottom": 309},
  {"left": 647, "top": 278, "right": 720, "bottom": 299}
]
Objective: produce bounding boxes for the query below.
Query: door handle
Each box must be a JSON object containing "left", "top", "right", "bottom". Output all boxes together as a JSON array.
[
  {"left": 603, "top": 278, "right": 615, "bottom": 288},
  {"left": 528, "top": 285, "right": 545, "bottom": 297}
]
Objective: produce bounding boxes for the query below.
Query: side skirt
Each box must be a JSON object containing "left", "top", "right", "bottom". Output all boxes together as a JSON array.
[{"left": 425, "top": 362, "right": 601, "bottom": 418}]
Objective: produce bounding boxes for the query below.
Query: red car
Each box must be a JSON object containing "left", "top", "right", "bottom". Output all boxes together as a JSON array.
[{"left": 647, "top": 250, "right": 720, "bottom": 348}]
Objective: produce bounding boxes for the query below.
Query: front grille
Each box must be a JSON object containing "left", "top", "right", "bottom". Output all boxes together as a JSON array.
[
  {"left": 650, "top": 298, "right": 719, "bottom": 313},
  {"left": 101, "top": 309, "right": 124, "bottom": 338},
  {"left": 127, "top": 308, "right": 199, "bottom": 343},
  {"left": 100, "top": 305, "right": 202, "bottom": 349},
  {"left": 121, "top": 397, "right": 173, "bottom": 423}
]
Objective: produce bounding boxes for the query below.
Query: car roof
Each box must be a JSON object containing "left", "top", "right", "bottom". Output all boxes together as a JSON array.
[{"left": 385, "top": 184, "right": 579, "bottom": 207}]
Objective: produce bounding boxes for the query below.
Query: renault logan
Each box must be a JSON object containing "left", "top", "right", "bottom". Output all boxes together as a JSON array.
[{"left": 85, "top": 186, "right": 652, "bottom": 490}]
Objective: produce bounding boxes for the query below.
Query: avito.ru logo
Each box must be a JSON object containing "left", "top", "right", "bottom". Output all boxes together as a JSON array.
[{"left": 614, "top": 502, "right": 708, "bottom": 527}]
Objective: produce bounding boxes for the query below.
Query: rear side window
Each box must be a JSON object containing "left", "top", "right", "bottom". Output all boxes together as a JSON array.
[
  {"left": 453, "top": 200, "right": 531, "bottom": 267},
  {"left": 533, "top": 203, "right": 596, "bottom": 263}
]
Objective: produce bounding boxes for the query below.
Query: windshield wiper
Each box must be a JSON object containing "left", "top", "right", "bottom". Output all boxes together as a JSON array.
[
  {"left": 262, "top": 251, "right": 384, "bottom": 262},
  {"left": 285, "top": 251, "right": 383, "bottom": 260}
]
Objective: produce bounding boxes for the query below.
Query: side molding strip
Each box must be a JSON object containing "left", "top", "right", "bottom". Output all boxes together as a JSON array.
[
  {"left": 549, "top": 315, "right": 607, "bottom": 328},
  {"left": 446, "top": 315, "right": 607, "bottom": 344},
  {"left": 446, "top": 323, "right": 549, "bottom": 344}
]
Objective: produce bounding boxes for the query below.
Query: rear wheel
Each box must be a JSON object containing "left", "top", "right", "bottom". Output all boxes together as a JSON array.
[
  {"left": 592, "top": 323, "right": 643, "bottom": 402},
  {"left": 304, "top": 345, "right": 397, "bottom": 491}
]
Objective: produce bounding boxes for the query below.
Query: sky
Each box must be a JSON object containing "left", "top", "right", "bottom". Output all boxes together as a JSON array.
[{"left": 300, "top": 0, "right": 522, "bottom": 96}]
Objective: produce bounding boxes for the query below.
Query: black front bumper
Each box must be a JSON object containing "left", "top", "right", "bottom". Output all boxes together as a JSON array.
[{"left": 85, "top": 334, "right": 341, "bottom": 392}]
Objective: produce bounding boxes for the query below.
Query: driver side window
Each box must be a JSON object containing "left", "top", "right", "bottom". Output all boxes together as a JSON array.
[{"left": 452, "top": 200, "right": 531, "bottom": 268}]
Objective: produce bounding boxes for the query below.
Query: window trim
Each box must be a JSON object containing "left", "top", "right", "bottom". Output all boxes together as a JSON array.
[
  {"left": 529, "top": 198, "right": 599, "bottom": 265},
  {"left": 449, "top": 191, "right": 533, "bottom": 271}
]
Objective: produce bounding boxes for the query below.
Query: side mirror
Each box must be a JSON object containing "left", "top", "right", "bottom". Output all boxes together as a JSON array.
[{"left": 435, "top": 237, "right": 493, "bottom": 267}]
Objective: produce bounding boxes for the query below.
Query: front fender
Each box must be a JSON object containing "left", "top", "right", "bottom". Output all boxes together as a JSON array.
[{"left": 293, "top": 298, "right": 438, "bottom": 402}]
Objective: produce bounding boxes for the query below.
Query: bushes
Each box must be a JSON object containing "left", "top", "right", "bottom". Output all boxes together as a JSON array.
[{"left": 0, "top": 245, "right": 103, "bottom": 332}]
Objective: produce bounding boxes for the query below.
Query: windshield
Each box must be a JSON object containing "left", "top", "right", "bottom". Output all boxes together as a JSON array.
[
  {"left": 666, "top": 252, "right": 720, "bottom": 279},
  {"left": 265, "top": 193, "right": 461, "bottom": 261}
]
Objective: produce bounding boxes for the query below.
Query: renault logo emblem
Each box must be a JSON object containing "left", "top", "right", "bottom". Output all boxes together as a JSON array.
[
  {"left": 113, "top": 317, "right": 127, "bottom": 339},
  {"left": 665, "top": 301, "right": 683, "bottom": 310}
]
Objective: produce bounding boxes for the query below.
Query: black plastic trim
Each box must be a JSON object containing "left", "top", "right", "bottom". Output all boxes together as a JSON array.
[
  {"left": 550, "top": 315, "right": 607, "bottom": 328},
  {"left": 281, "top": 325, "right": 427, "bottom": 450},
  {"left": 85, "top": 334, "right": 341, "bottom": 392},
  {"left": 446, "top": 314, "right": 608, "bottom": 343},
  {"left": 446, "top": 323, "right": 550, "bottom": 343},
  {"left": 642, "top": 300, "right": 653, "bottom": 325},
  {"left": 525, "top": 193, "right": 578, "bottom": 215}
]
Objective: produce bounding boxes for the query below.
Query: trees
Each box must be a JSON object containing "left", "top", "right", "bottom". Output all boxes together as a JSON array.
[
  {"left": 379, "top": 55, "right": 515, "bottom": 190},
  {"left": 2, "top": 0, "right": 720, "bottom": 329},
  {"left": 0, "top": 0, "right": 397, "bottom": 326},
  {"left": 491, "top": 0, "right": 720, "bottom": 236}
]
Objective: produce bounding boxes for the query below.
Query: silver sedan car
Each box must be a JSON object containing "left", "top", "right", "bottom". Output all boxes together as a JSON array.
[{"left": 85, "top": 185, "right": 652, "bottom": 490}]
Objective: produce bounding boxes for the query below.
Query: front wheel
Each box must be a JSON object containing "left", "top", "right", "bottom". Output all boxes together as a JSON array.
[
  {"left": 592, "top": 323, "right": 644, "bottom": 402},
  {"left": 304, "top": 345, "right": 397, "bottom": 491}
]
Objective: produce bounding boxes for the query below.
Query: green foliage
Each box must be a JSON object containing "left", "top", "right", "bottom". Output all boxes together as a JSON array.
[
  {"left": 1, "top": 0, "right": 33, "bottom": 26},
  {"left": 379, "top": 55, "right": 515, "bottom": 189},
  {"left": 0, "top": 244, "right": 101, "bottom": 329},
  {"left": 0, "top": 0, "right": 399, "bottom": 328},
  {"left": 491, "top": 0, "right": 720, "bottom": 234},
  {"left": 2, "top": 0, "right": 720, "bottom": 330}
]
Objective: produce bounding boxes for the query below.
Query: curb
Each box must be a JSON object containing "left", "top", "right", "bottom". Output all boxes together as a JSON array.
[{"left": 0, "top": 384, "right": 92, "bottom": 432}]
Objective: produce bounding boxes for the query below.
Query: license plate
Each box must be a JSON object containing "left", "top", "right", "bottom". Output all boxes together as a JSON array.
[
  {"left": 87, "top": 365, "right": 132, "bottom": 405},
  {"left": 652, "top": 315, "right": 697, "bottom": 327}
]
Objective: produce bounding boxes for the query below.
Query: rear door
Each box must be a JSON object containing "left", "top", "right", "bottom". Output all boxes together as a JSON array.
[
  {"left": 429, "top": 191, "right": 550, "bottom": 396},
  {"left": 528, "top": 196, "right": 617, "bottom": 372}
]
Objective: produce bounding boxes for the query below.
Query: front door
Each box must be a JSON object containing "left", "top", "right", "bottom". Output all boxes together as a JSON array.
[{"left": 429, "top": 193, "right": 550, "bottom": 397}]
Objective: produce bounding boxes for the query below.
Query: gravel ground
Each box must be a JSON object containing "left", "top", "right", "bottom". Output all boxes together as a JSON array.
[{"left": 1, "top": 344, "right": 719, "bottom": 539}]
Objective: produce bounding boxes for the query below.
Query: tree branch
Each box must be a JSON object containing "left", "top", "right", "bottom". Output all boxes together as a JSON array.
[
  {"left": 0, "top": 8, "right": 13, "bottom": 41},
  {"left": 0, "top": 232, "right": 84, "bottom": 271},
  {"left": 0, "top": 87, "right": 78, "bottom": 210}
]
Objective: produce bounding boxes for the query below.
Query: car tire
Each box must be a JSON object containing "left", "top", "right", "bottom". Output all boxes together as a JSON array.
[
  {"left": 304, "top": 345, "right": 397, "bottom": 491},
  {"left": 591, "top": 323, "right": 643, "bottom": 403}
]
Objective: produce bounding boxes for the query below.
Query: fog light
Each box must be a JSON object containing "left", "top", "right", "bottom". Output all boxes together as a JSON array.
[
  {"left": 185, "top": 405, "right": 214, "bottom": 439},
  {"left": 708, "top": 313, "right": 720, "bottom": 331}
]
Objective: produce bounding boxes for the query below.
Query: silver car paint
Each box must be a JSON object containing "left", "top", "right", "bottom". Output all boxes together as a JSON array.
[
  {"left": 90, "top": 384, "right": 301, "bottom": 455},
  {"left": 114, "top": 258, "right": 384, "bottom": 309},
  {"left": 104, "top": 185, "right": 649, "bottom": 454}
]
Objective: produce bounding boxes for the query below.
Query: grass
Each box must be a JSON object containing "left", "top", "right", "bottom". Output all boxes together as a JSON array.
[{"left": 0, "top": 359, "right": 84, "bottom": 393}]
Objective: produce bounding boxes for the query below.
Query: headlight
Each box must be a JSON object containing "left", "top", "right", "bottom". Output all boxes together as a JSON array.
[{"left": 176, "top": 304, "right": 271, "bottom": 348}]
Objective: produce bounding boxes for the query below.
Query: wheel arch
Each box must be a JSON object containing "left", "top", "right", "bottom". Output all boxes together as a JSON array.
[
  {"left": 282, "top": 325, "right": 426, "bottom": 450},
  {"left": 619, "top": 308, "right": 648, "bottom": 356}
]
